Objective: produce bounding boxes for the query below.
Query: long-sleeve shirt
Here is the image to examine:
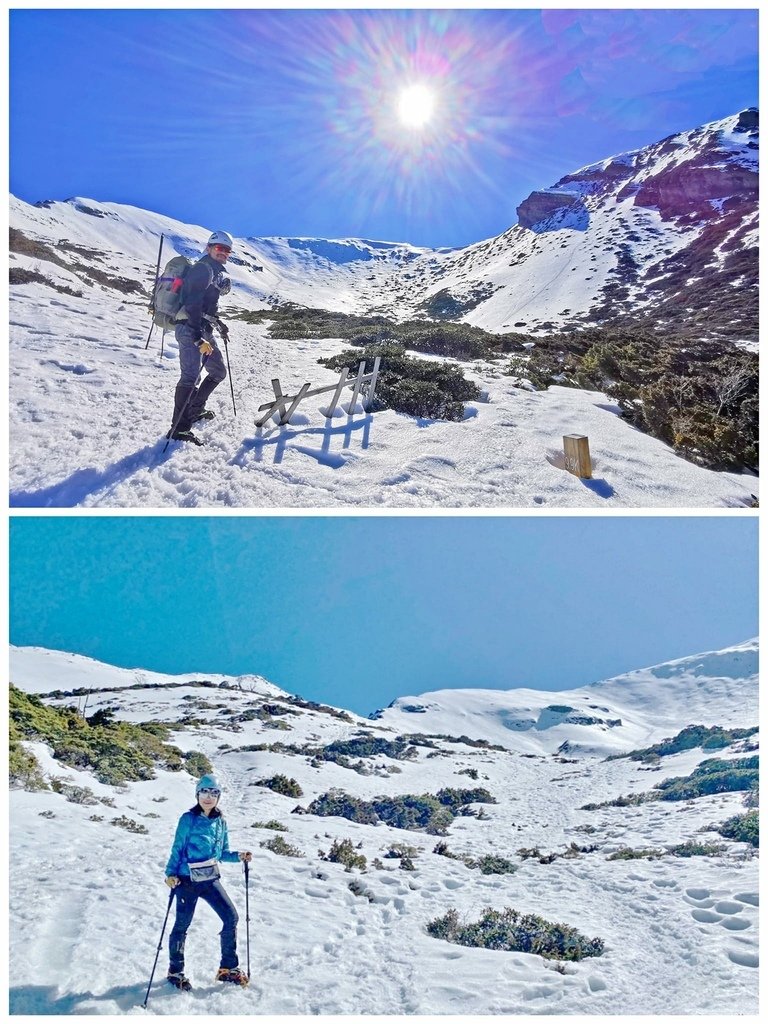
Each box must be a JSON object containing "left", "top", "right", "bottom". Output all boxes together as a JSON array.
[{"left": 177, "top": 254, "right": 227, "bottom": 338}]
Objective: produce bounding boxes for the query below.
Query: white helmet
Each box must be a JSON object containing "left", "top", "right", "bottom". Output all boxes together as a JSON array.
[{"left": 207, "top": 230, "right": 234, "bottom": 249}]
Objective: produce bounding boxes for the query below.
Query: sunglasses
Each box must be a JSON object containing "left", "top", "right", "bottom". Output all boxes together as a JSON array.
[
  {"left": 211, "top": 245, "right": 231, "bottom": 253},
  {"left": 198, "top": 788, "right": 221, "bottom": 797}
]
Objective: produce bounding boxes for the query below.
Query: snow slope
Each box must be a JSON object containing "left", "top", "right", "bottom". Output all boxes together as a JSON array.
[
  {"left": 9, "top": 642, "right": 759, "bottom": 1015},
  {"left": 9, "top": 109, "right": 758, "bottom": 510},
  {"left": 8, "top": 291, "right": 757, "bottom": 509}
]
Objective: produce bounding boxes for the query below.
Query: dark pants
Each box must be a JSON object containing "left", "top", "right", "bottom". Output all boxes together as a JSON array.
[
  {"left": 168, "top": 877, "right": 239, "bottom": 973},
  {"left": 171, "top": 322, "right": 227, "bottom": 433}
]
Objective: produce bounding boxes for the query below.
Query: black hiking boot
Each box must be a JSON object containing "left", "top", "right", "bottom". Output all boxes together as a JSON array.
[
  {"left": 215, "top": 967, "right": 249, "bottom": 986},
  {"left": 167, "top": 971, "right": 192, "bottom": 992},
  {"left": 193, "top": 410, "right": 215, "bottom": 423},
  {"left": 169, "top": 429, "right": 204, "bottom": 446}
]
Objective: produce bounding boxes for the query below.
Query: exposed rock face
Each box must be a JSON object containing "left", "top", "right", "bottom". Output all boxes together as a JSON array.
[
  {"left": 516, "top": 190, "right": 583, "bottom": 230},
  {"left": 631, "top": 161, "right": 757, "bottom": 217}
]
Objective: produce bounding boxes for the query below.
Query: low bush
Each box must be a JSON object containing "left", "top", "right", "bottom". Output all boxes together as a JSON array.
[
  {"left": 183, "top": 751, "right": 215, "bottom": 777},
  {"left": 427, "top": 906, "right": 604, "bottom": 961},
  {"left": 319, "top": 343, "right": 480, "bottom": 422},
  {"left": 9, "top": 685, "right": 201, "bottom": 786},
  {"left": 607, "top": 848, "right": 664, "bottom": 861},
  {"left": 49, "top": 777, "right": 99, "bottom": 805},
  {"left": 717, "top": 810, "right": 759, "bottom": 847},
  {"left": 111, "top": 816, "right": 148, "bottom": 834},
  {"left": 253, "top": 774, "right": 303, "bottom": 798},
  {"left": 251, "top": 819, "right": 288, "bottom": 831},
  {"left": 320, "top": 838, "right": 367, "bottom": 871},
  {"left": 9, "top": 741, "right": 47, "bottom": 790},
  {"left": 305, "top": 786, "right": 494, "bottom": 834},
  {"left": 667, "top": 840, "right": 726, "bottom": 857},
  {"left": 607, "top": 725, "right": 758, "bottom": 762},
  {"left": 261, "top": 835, "right": 303, "bottom": 857}
]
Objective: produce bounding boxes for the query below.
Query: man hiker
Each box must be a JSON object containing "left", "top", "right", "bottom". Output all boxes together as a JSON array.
[{"left": 168, "top": 230, "right": 233, "bottom": 445}]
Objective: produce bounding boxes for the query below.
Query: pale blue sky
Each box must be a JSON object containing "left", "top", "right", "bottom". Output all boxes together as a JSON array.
[
  {"left": 9, "top": 516, "right": 757, "bottom": 715},
  {"left": 10, "top": 9, "right": 758, "bottom": 247}
]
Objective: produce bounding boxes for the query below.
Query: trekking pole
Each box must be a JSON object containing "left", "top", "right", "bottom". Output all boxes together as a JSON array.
[
  {"left": 163, "top": 354, "right": 210, "bottom": 454},
  {"left": 145, "top": 233, "right": 165, "bottom": 350},
  {"left": 244, "top": 860, "right": 251, "bottom": 980},
  {"left": 217, "top": 319, "right": 237, "bottom": 417},
  {"left": 142, "top": 887, "right": 176, "bottom": 1009}
]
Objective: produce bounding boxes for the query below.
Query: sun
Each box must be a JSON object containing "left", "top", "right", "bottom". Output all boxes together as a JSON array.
[{"left": 396, "top": 83, "right": 436, "bottom": 129}]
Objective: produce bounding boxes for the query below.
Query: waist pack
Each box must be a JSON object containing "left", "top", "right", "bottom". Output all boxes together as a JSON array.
[{"left": 188, "top": 859, "right": 221, "bottom": 883}]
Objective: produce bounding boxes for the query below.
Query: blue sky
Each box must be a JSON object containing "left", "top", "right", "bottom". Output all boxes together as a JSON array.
[
  {"left": 9, "top": 516, "right": 758, "bottom": 716},
  {"left": 10, "top": 8, "right": 758, "bottom": 247}
]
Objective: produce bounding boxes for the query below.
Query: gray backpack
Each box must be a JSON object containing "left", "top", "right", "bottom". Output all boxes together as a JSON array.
[{"left": 152, "top": 255, "right": 193, "bottom": 329}]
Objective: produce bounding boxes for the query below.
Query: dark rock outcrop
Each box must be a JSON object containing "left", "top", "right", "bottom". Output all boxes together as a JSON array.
[{"left": 516, "top": 190, "right": 584, "bottom": 230}]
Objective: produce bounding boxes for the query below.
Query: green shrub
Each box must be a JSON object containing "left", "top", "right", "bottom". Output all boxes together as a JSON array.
[
  {"left": 321, "top": 838, "right": 367, "bottom": 871},
  {"left": 654, "top": 758, "right": 758, "bottom": 801},
  {"left": 261, "top": 835, "right": 303, "bottom": 857},
  {"left": 9, "top": 741, "right": 47, "bottom": 790},
  {"left": 183, "top": 751, "right": 215, "bottom": 777},
  {"left": 319, "top": 343, "right": 480, "bottom": 422},
  {"left": 8, "top": 685, "right": 199, "bottom": 786},
  {"left": 253, "top": 774, "right": 303, "bottom": 798},
  {"left": 111, "top": 816, "right": 148, "bottom": 834},
  {"left": 718, "top": 810, "right": 759, "bottom": 847},
  {"left": 384, "top": 843, "right": 420, "bottom": 860},
  {"left": 49, "top": 777, "right": 99, "bottom": 805},
  {"left": 251, "top": 819, "right": 288, "bottom": 831},
  {"left": 608, "top": 725, "right": 758, "bottom": 762},
  {"left": 607, "top": 847, "right": 664, "bottom": 861},
  {"left": 323, "top": 736, "right": 408, "bottom": 760},
  {"left": 474, "top": 855, "right": 518, "bottom": 875},
  {"left": 427, "top": 906, "right": 604, "bottom": 961},
  {"left": 667, "top": 840, "right": 726, "bottom": 857}
]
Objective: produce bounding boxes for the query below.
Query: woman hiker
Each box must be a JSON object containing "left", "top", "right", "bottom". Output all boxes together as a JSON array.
[{"left": 164, "top": 774, "right": 252, "bottom": 989}]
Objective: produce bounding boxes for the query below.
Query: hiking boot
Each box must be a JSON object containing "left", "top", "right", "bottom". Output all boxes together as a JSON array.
[
  {"left": 167, "top": 971, "right": 192, "bottom": 991},
  {"left": 170, "top": 429, "right": 203, "bottom": 446},
  {"left": 215, "top": 967, "right": 249, "bottom": 986},
  {"left": 193, "top": 410, "right": 215, "bottom": 423}
]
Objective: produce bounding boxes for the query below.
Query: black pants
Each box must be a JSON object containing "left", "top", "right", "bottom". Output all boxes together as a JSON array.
[{"left": 168, "top": 877, "right": 239, "bottom": 973}]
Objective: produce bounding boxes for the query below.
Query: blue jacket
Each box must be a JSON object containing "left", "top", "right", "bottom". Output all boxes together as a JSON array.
[{"left": 165, "top": 807, "right": 240, "bottom": 877}]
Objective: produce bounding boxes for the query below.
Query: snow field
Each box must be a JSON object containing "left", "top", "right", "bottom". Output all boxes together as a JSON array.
[{"left": 9, "top": 646, "right": 759, "bottom": 1015}]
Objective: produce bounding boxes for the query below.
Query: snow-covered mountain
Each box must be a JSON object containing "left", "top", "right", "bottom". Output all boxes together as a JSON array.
[
  {"left": 11, "top": 110, "right": 757, "bottom": 341},
  {"left": 8, "top": 109, "right": 759, "bottom": 509},
  {"left": 9, "top": 641, "right": 759, "bottom": 1014}
]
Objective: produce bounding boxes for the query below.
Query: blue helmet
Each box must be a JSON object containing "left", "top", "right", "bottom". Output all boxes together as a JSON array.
[{"left": 195, "top": 774, "right": 221, "bottom": 795}]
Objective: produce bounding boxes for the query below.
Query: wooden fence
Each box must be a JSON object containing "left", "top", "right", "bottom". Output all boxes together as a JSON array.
[{"left": 255, "top": 356, "right": 381, "bottom": 428}]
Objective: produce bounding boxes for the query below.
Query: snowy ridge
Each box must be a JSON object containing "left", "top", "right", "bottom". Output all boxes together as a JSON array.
[
  {"left": 9, "top": 641, "right": 759, "bottom": 1014},
  {"left": 372, "top": 639, "right": 759, "bottom": 756}
]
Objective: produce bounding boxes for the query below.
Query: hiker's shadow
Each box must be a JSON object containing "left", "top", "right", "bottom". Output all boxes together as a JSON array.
[
  {"left": 231, "top": 414, "right": 373, "bottom": 469},
  {"left": 9, "top": 443, "right": 175, "bottom": 508},
  {"left": 10, "top": 980, "right": 152, "bottom": 1014}
]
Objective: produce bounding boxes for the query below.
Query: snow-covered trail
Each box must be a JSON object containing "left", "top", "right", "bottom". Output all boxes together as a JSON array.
[{"left": 9, "top": 286, "right": 757, "bottom": 509}]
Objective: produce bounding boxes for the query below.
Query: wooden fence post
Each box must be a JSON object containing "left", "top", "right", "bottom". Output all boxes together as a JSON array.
[
  {"left": 321, "top": 366, "right": 349, "bottom": 418},
  {"left": 344, "top": 361, "right": 366, "bottom": 414},
  {"left": 563, "top": 434, "right": 592, "bottom": 478},
  {"left": 363, "top": 356, "right": 381, "bottom": 411}
]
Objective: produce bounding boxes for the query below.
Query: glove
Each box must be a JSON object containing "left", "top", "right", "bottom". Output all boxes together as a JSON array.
[
  {"left": 165, "top": 875, "right": 180, "bottom": 888},
  {"left": 198, "top": 340, "right": 214, "bottom": 356},
  {"left": 238, "top": 851, "right": 253, "bottom": 863}
]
